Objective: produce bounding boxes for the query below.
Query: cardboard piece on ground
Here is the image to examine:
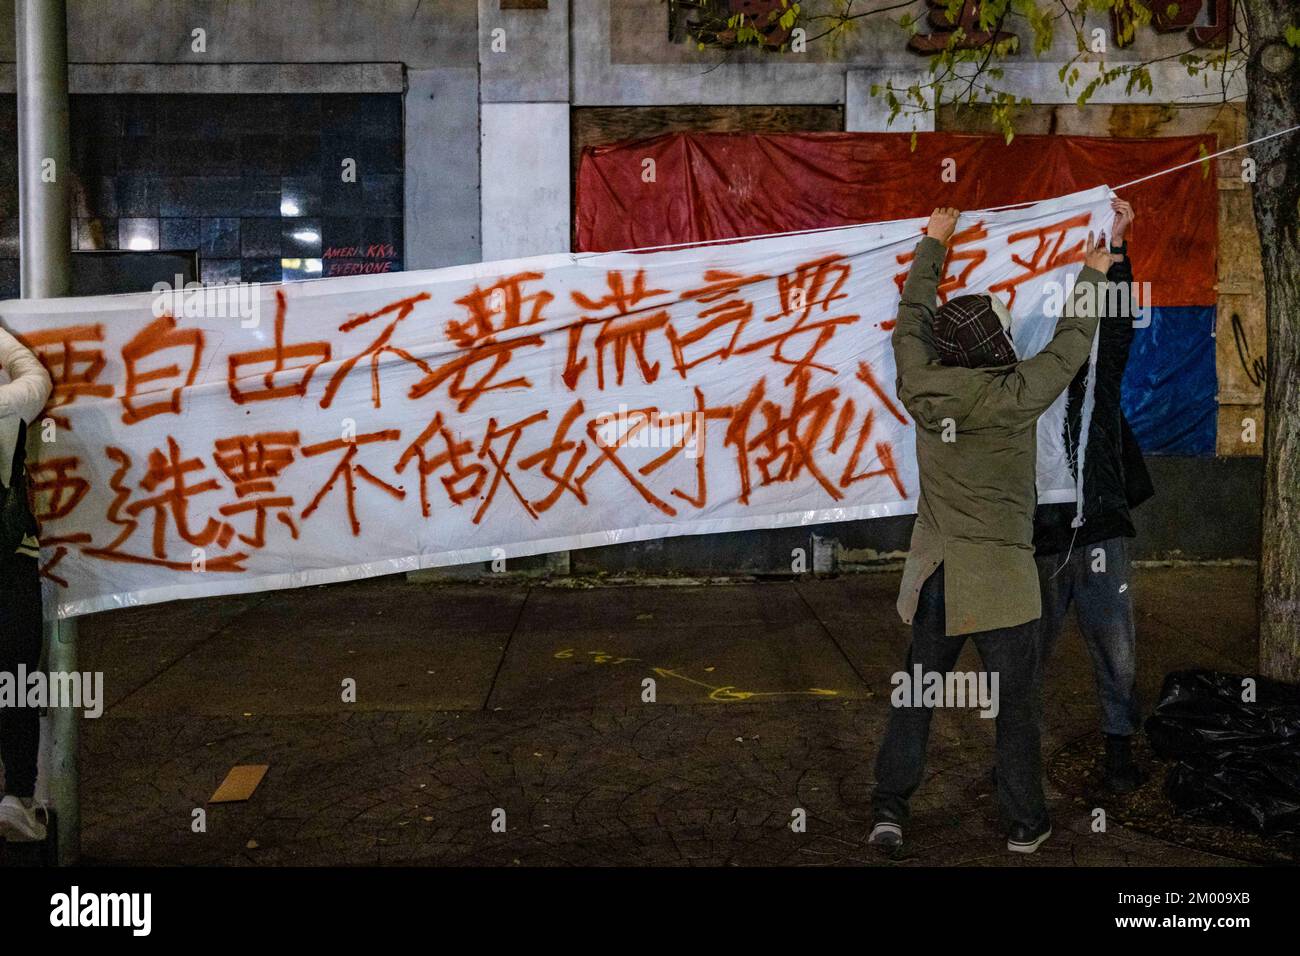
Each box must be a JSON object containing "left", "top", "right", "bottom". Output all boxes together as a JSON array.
[{"left": 209, "top": 764, "right": 269, "bottom": 803}]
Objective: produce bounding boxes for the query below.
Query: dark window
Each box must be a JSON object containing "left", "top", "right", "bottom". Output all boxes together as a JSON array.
[{"left": 0, "top": 92, "right": 404, "bottom": 298}]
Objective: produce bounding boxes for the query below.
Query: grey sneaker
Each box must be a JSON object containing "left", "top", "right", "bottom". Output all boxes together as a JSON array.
[{"left": 0, "top": 794, "right": 48, "bottom": 843}]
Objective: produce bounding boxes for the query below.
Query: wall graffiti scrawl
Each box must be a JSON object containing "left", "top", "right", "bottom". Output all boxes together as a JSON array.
[{"left": 0, "top": 186, "right": 1117, "bottom": 619}]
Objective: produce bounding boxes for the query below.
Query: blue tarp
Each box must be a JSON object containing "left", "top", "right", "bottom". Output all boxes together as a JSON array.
[{"left": 1122, "top": 306, "right": 1217, "bottom": 456}]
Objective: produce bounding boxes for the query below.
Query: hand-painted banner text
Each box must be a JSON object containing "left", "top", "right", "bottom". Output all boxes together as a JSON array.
[{"left": 0, "top": 187, "right": 1115, "bottom": 617}]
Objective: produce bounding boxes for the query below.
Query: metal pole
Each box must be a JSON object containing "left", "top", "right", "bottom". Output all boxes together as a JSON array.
[
  {"left": 16, "top": 0, "right": 70, "bottom": 300},
  {"left": 15, "top": 0, "right": 78, "bottom": 865},
  {"left": 47, "top": 619, "right": 79, "bottom": 863}
]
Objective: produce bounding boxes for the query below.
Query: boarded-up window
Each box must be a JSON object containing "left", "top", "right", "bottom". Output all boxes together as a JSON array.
[{"left": 571, "top": 104, "right": 843, "bottom": 245}]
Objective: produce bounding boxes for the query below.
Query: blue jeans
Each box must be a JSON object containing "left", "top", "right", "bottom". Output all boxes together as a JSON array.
[
  {"left": 873, "top": 565, "right": 1048, "bottom": 831},
  {"left": 1035, "top": 535, "right": 1140, "bottom": 736}
]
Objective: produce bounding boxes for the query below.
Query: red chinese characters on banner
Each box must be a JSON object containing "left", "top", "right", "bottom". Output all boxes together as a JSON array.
[
  {"left": 27, "top": 457, "right": 93, "bottom": 586},
  {"left": 25, "top": 242, "right": 938, "bottom": 589},
  {"left": 667, "top": 267, "right": 770, "bottom": 376},
  {"left": 395, "top": 412, "right": 484, "bottom": 518},
  {"left": 988, "top": 213, "right": 1090, "bottom": 307},
  {"left": 300, "top": 430, "right": 406, "bottom": 537},
  {"left": 409, "top": 273, "right": 548, "bottom": 412},
  {"left": 890, "top": 213, "right": 1091, "bottom": 309},
  {"left": 120, "top": 316, "right": 205, "bottom": 425},
  {"left": 581, "top": 392, "right": 730, "bottom": 518},
  {"left": 29, "top": 457, "right": 90, "bottom": 521},
  {"left": 20, "top": 324, "right": 114, "bottom": 427},
  {"left": 724, "top": 367, "right": 905, "bottom": 507},
  {"left": 321, "top": 292, "right": 432, "bottom": 409},
  {"left": 83, "top": 440, "right": 247, "bottom": 571},
  {"left": 446, "top": 272, "right": 552, "bottom": 346},
  {"left": 472, "top": 411, "right": 552, "bottom": 524},
  {"left": 516, "top": 400, "right": 591, "bottom": 515},
  {"left": 753, "top": 254, "right": 857, "bottom": 381},
  {"left": 564, "top": 270, "right": 671, "bottom": 390},
  {"left": 893, "top": 221, "right": 989, "bottom": 303},
  {"left": 229, "top": 291, "right": 330, "bottom": 405},
  {"left": 213, "top": 431, "right": 302, "bottom": 547},
  {"left": 564, "top": 254, "right": 861, "bottom": 391}
]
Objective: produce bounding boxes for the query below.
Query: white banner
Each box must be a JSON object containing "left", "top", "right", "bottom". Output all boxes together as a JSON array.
[{"left": 0, "top": 186, "right": 1114, "bottom": 618}]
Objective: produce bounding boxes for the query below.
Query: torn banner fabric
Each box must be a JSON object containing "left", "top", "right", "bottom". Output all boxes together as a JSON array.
[{"left": 0, "top": 186, "right": 1115, "bottom": 618}]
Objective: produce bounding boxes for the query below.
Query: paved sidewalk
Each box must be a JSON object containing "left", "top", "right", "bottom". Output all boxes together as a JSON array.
[{"left": 66, "top": 565, "right": 1257, "bottom": 866}]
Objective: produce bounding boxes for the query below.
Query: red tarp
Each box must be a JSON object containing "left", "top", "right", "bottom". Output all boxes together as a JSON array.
[{"left": 576, "top": 132, "right": 1218, "bottom": 307}]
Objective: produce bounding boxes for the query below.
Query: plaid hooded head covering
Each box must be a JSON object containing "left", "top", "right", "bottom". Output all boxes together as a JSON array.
[{"left": 932, "top": 293, "right": 1018, "bottom": 368}]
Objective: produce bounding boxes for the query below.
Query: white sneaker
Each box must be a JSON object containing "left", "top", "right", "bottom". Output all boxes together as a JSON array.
[
  {"left": 867, "top": 821, "right": 903, "bottom": 850},
  {"left": 0, "top": 794, "right": 48, "bottom": 843}
]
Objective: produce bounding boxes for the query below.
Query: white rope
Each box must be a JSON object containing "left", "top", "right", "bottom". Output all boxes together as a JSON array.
[
  {"left": 572, "top": 122, "right": 1300, "bottom": 258},
  {"left": 569, "top": 216, "right": 895, "bottom": 260},
  {"left": 1112, "top": 121, "right": 1300, "bottom": 190}
]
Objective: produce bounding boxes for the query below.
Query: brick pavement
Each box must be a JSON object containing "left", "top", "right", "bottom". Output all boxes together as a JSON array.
[{"left": 56, "top": 566, "right": 1260, "bottom": 866}]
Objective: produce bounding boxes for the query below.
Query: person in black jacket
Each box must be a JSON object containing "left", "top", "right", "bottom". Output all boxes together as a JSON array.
[{"left": 1032, "top": 198, "right": 1154, "bottom": 794}]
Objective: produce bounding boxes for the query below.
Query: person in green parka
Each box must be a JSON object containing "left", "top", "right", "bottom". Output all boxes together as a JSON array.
[{"left": 869, "top": 206, "right": 1120, "bottom": 855}]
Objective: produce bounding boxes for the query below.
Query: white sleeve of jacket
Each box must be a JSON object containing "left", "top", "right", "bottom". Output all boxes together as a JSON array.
[{"left": 0, "top": 325, "right": 54, "bottom": 424}]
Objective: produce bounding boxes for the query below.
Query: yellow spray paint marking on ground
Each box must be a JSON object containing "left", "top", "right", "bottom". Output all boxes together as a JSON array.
[
  {"left": 652, "top": 667, "right": 839, "bottom": 703},
  {"left": 553, "top": 648, "right": 641, "bottom": 665},
  {"left": 550, "top": 651, "right": 839, "bottom": 702}
]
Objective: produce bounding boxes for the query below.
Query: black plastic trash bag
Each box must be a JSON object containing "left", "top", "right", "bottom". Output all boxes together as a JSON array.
[
  {"left": 1145, "top": 670, "right": 1300, "bottom": 837},
  {"left": 1164, "top": 752, "right": 1300, "bottom": 837}
]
